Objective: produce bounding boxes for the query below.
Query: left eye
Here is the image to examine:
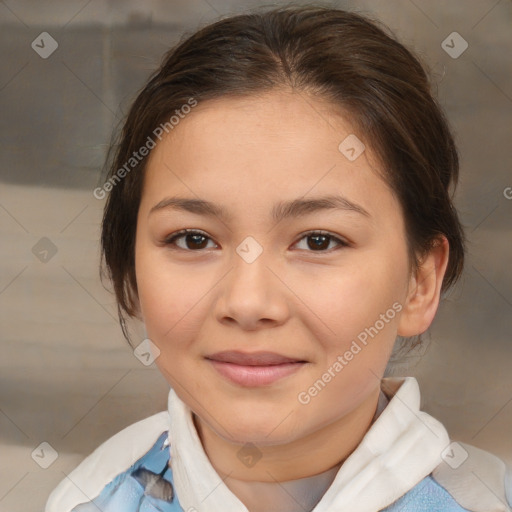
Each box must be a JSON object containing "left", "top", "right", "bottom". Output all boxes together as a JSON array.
[
  {"left": 294, "top": 231, "right": 349, "bottom": 251},
  {"left": 163, "top": 230, "right": 348, "bottom": 252}
]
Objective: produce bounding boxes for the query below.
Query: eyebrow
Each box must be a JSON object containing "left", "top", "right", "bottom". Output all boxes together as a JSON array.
[{"left": 149, "top": 194, "right": 371, "bottom": 222}]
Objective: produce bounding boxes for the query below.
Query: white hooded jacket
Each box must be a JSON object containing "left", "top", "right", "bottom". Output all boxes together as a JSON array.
[{"left": 45, "top": 377, "right": 512, "bottom": 511}]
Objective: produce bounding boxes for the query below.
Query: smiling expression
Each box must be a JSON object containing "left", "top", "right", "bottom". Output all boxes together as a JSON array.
[{"left": 134, "top": 88, "right": 413, "bottom": 446}]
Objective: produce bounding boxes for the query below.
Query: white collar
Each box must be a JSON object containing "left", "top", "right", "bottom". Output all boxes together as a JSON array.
[{"left": 167, "top": 377, "right": 450, "bottom": 512}]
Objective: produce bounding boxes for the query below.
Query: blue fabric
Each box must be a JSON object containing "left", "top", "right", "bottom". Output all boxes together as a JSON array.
[
  {"left": 72, "top": 431, "right": 183, "bottom": 512},
  {"left": 382, "top": 475, "right": 470, "bottom": 511},
  {"left": 71, "top": 430, "right": 471, "bottom": 511}
]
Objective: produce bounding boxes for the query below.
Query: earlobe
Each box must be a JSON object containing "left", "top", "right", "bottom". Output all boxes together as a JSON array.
[{"left": 397, "top": 236, "right": 450, "bottom": 337}]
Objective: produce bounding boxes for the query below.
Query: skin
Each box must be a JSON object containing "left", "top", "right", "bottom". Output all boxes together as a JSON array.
[{"left": 134, "top": 88, "right": 449, "bottom": 508}]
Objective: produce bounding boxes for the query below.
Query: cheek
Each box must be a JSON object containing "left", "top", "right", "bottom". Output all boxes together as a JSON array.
[
  {"left": 136, "top": 256, "right": 212, "bottom": 391},
  {"left": 292, "top": 266, "right": 401, "bottom": 422},
  {"left": 135, "top": 247, "right": 209, "bottom": 345},
  {"left": 296, "top": 259, "right": 403, "bottom": 352}
]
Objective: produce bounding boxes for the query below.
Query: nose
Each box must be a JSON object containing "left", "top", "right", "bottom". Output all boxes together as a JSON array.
[{"left": 214, "top": 244, "right": 290, "bottom": 331}]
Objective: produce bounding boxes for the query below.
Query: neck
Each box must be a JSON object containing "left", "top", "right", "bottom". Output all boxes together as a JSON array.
[
  {"left": 193, "top": 385, "right": 381, "bottom": 484},
  {"left": 217, "top": 460, "right": 343, "bottom": 512}
]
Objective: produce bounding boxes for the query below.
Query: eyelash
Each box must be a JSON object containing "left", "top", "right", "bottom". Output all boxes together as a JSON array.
[{"left": 162, "top": 229, "right": 350, "bottom": 253}]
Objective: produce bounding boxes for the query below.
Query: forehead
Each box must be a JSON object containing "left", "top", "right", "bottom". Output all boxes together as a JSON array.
[
  {"left": 142, "top": 90, "right": 399, "bottom": 224},
  {"left": 152, "top": 89, "right": 353, "bottom": 157}
]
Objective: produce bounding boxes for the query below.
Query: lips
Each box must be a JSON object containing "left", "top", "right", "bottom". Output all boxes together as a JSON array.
[
  {"left": 205, "top": 351, "right": 307, "bottom": 387},
  {"left": 206, "top": 350, "right": 305, "bottom": 366}
]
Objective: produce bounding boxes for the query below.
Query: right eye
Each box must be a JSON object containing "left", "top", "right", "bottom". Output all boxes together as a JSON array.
[{"left": 163, "top": 229, "right": 218, "bottom": 251}]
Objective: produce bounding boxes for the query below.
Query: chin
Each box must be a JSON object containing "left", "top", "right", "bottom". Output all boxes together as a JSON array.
[{"left": 209, "top": 405, "right": 306, "bottom": 446}]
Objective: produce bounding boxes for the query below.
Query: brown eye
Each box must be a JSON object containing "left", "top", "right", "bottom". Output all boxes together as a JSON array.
[
  {"left": 294, "top": 231, "right": 349, "bottom": 252},
  {"left": 307, "top": 234, "right": 330, "bottom": 250},
  {"left": 164, "top": 230, "right": 216, "bottom": 251}
]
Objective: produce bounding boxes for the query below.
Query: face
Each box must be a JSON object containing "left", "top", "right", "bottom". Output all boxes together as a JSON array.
[{"left": 135, "top": 89, "right": 412, "bottom": 446}]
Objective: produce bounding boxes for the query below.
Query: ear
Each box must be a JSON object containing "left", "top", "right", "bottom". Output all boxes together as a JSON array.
[{"left": 397, "top": 236, "right": 450, "bottom": 337}]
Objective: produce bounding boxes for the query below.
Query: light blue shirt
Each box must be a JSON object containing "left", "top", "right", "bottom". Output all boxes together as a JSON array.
[{"left": 71, "top": 430, "right": 472, "bottom": 512}]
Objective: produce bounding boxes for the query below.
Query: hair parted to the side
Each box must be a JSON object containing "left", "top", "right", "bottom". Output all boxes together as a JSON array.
[{"left": 99, "top": 3, "right": 466, "bottom": 346}]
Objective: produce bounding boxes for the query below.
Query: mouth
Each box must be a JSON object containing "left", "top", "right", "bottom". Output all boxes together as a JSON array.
[{"left": 205, "top": 351, "right": 307, "bottom": 387}]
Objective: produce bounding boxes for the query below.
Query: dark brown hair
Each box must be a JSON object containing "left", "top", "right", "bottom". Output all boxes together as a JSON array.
[{"left": 100, "top": 3, "right": 466, "bottom": 343}]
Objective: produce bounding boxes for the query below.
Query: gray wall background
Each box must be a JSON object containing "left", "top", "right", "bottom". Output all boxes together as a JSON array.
[{"left": 0, "top": 1, "right": 511, "bottom": 510}]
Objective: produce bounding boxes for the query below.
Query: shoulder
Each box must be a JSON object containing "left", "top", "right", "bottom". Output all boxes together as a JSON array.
[
  {"left": 45, "top": 410, "right": 170, "bottom": 512},
  {"left": 431, "top": 441, "right": 511, "bottom": 511},
  {"left": 383, "top": 442, "right": 511, "bottom": 511}
]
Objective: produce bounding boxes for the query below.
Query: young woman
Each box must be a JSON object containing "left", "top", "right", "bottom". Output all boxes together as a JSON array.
[{"left": 46, "top": 5, "right": 511, "bottom": 511}]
